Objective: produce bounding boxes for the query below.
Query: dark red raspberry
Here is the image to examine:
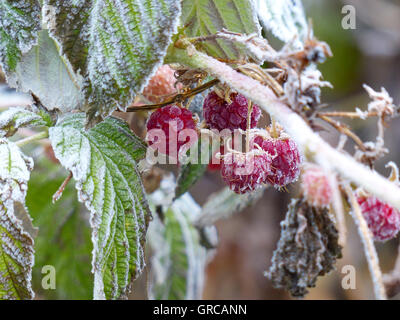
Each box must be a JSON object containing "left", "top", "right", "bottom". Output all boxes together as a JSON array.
[
  {"left": 146, "top": 105, "right": 197, "bottom": 159},
  {"left": 357, "top": 195, "right": 400, "bottom": 242},
  {"left": 253, "top": 133, "right": 301, "bottom": 188},
  {"left": 221, "top": 152, "right": 271, "bottom": 194},
  {"left": 203, "top": 91, "right": 261, "bottom": 131}
]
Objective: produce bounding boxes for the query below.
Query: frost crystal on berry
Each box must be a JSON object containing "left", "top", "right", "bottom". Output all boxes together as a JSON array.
[
  {"left": 252, "top": 132, "right": 301, "bottom": 188},
  {"left": 356, "top": 195, "right": 400, "bottom": 242},
  {"left": 142, "top": 65, "right": 178, "bottom": 103},
  {"left": 301, "top": 165, "right": 333, "bottom": 207},
  {"left": 146, "top": 105, "right": 197, "bottom": 160},
  {"left": 203, "top": 91, "right": 261, "bottom": 131},
  {"left": 221, "top": 152, "right": 271, "bottom": 194}
]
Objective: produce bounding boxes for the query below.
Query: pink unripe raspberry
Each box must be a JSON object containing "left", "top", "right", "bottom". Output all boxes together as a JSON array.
[
  {"left": 146, "top": 105, "right": 197, "bottom": 159},
  {"left": 252, "top": 132, "right": 301, "bottom": 188},
  {"left": 143, "top": 65, "right": 178, "bottom": 103},
  {"left": 203, "top": 91, "right": 261, "bottom": 131},
  {"left": 301, "top": 165, "right": 333, "bottom": 207},
  {"left": 356, "top": 194, "right": 400, "bottom": 242},
  {"left": 221, "top": 152, "right": 271, "bottom": 194}
]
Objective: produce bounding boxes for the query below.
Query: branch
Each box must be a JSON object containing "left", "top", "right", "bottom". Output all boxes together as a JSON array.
[
  {"left": 15, "top": 130, "right": 49, "bottom": 147},
  {"left": 344, "top": 184, "right": 387, "bottom": 300},
  {"left": 166, "top": 44, "right": 400, "bottom": 211}
]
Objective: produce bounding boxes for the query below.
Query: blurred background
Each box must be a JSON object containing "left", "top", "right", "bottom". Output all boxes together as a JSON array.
[{"left": 1, "top": 0, "right": 400, "bottom": 300}]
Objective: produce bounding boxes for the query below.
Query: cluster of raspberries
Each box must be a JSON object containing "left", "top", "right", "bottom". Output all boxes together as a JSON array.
[
  {"left": 144, "top": 67, "right": 302, "bottom": 194},
  {"left": 144, "top": 65, "right": 400, "bottom": 242}
]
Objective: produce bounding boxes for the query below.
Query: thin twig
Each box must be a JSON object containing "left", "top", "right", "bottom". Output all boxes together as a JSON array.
[
  {"left": 344, "top": 184, "right": 387, "bottom": 300},
  {"left": 52, "top": 171, "right": 73, "bottom": 203},
  {"left": 320, "top": 111, "right": 379, "bottom": 119},
  {"left": 330, "top": 174, "right": 347, "bottom": 247},
  {"left": 126, "top": 78, "right": 219, "bottom": 112},
  {"left": 317, "top": 114, "right": 367, "bottom": 152},
  {"left": 15, "top": 130, "right": 49, "bottom": 147}
]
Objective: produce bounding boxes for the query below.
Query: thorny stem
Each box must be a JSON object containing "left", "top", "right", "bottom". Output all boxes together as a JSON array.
[
  {"left": 344, "top": 184, "right": 387, "bottom": 300},
  {"left": 166, "top": 44, "right": 400, "bottom": 212},
  {"left": 15, "top": 130, "right": 49, "bottom": 147}
]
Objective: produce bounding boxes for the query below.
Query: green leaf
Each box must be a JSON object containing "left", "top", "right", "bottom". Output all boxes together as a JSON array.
[
  {"left": 148, "top": 190, "right": 208, "bottom": 300},
  {"left": 0, "top": 107, "right": 51, "bottom": 137},
  {"left": 195, "top": 186, "right": 265, "bottom": 227},
  {"left": 7, "top": 30, "right": 85, "bottom": 113},
  {"left": 49, "top": 113, "right": 150, "bottom": 300},
  {"left": 255, "top": 0, "right": 308, "bottom": 48},
  {"left": 43, "top": 0, "right": 182, "bottom": 122},
  {"left": 175, "top": 138, "right": 215, "bottom": 199},
  {"left": 0, "top": 138, "right": 34, "bottom": 300},
  {"left": 27, "top": 157, "right": 92, "bottom": 300},
  {"left": 0, "top": 0, "right": 41, "bottom": 74},
  {"left": 181, "top": 0, "right": 261, "bottom": 59}
]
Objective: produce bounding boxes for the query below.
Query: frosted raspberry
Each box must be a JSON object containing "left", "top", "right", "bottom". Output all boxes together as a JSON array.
[
  {"left": 301, "top": 165, "right": 332, "bottom": 207},
  {"left": 221, "top": 152, "right": 271, "bottom": 194},
  {"left": 203, "top": 91, "right": 261, "bottom": 131},
  {"left": 146, "top": 105, "right": 197, "bottom": 159},
  {"left": 143, "top": 65, "right": 177, "bottom": 103},
  {"left": 253, "top": 132, "right": 301, "bottom": 188},
  {"left": 357, "top": 195, "right": 400, "bottom": 242}
]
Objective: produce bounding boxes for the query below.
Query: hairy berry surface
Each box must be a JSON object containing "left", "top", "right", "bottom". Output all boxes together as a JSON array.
[
  {"left": 143, "top": 65, "right": 177, "bottom": 103},
  {"left": 301, "top": 165, "right": 333, "bottom": 207},
  {"left": 253, "top": 135, "right": 301, "bottom": 188},
  {"left": 221, "top": 153, "right": 271, "bottom": 194},
  {"left": 203, "top": 91, "right": 261, "bottom": 131},
  {"left": 357, "top": 195, "right": 400, "bottom": 242},
  {"left": 146, "top": 105, "right": 197, "bottom": 159}
]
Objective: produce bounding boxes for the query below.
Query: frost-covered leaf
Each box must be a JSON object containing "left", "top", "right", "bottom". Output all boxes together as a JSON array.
[
  {"left": 0, "top": 107, "right": 51, "bottom": 137},
  {"left": 255, "top": 0, "right": 308, "bottom": 49},
  {"left": 43, "top": 0, "right": 182, "bottom": 122},
  {"left": 0, "top": 0, "right": 41, "bottom": 74},
  {"left": 27, "top": 157, "right": 92, "bottom": 300},
  {"left": 181, "top": 0, "right": 261, "bottom": 59},
  {"left": 7, "top": 30, "right": 85, "bottom": 113},
  {"left": 148, "top": 191, "right": 208, "bottom": 300},
  {"left": 195, "top": 186, "right": 265, "bottom": 227},
  {"left": 49, "top": 113, "right": 150, "bottom": 300},
  {"left": 0, "top": 138, "right": 34, "bottom": 300}
]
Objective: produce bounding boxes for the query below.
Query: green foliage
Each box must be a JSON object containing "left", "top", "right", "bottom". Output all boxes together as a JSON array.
[
  {"left": 43, "top": 0, "right": 182, "bottom": 122},
  {"left": 148, "top": 187, "right": 208, "bottom": 300},
  {"left": 180, "top": 0, "right": 261, "bottom": 59},
  {"left": 0, "top": 107, "right": 51, "bottom": 137},
  {"left": 27, "top": 158, "right": 92, "bottom": 300},
  {"left": 49, "top": 114, "right": 150, "bottom": 299},
  {"left": 7, "top": 30, "right": 85, "bottom": 114},
  {"left": 0, "top": 0, "right": 41, "bottom": 74},
  {"left": 175, "top": 138, "right": 217, "bottom": 199},
  {"left": 0, "top": 139, "right": 34, "bottom": 300},
  {"left": 256, "top": 0, "right": 308, "bottom": 48}
]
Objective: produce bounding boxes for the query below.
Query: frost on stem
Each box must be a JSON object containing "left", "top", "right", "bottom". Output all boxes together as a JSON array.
[{"left": 266, "top": 198, "right": 342, "bottom": 298}]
